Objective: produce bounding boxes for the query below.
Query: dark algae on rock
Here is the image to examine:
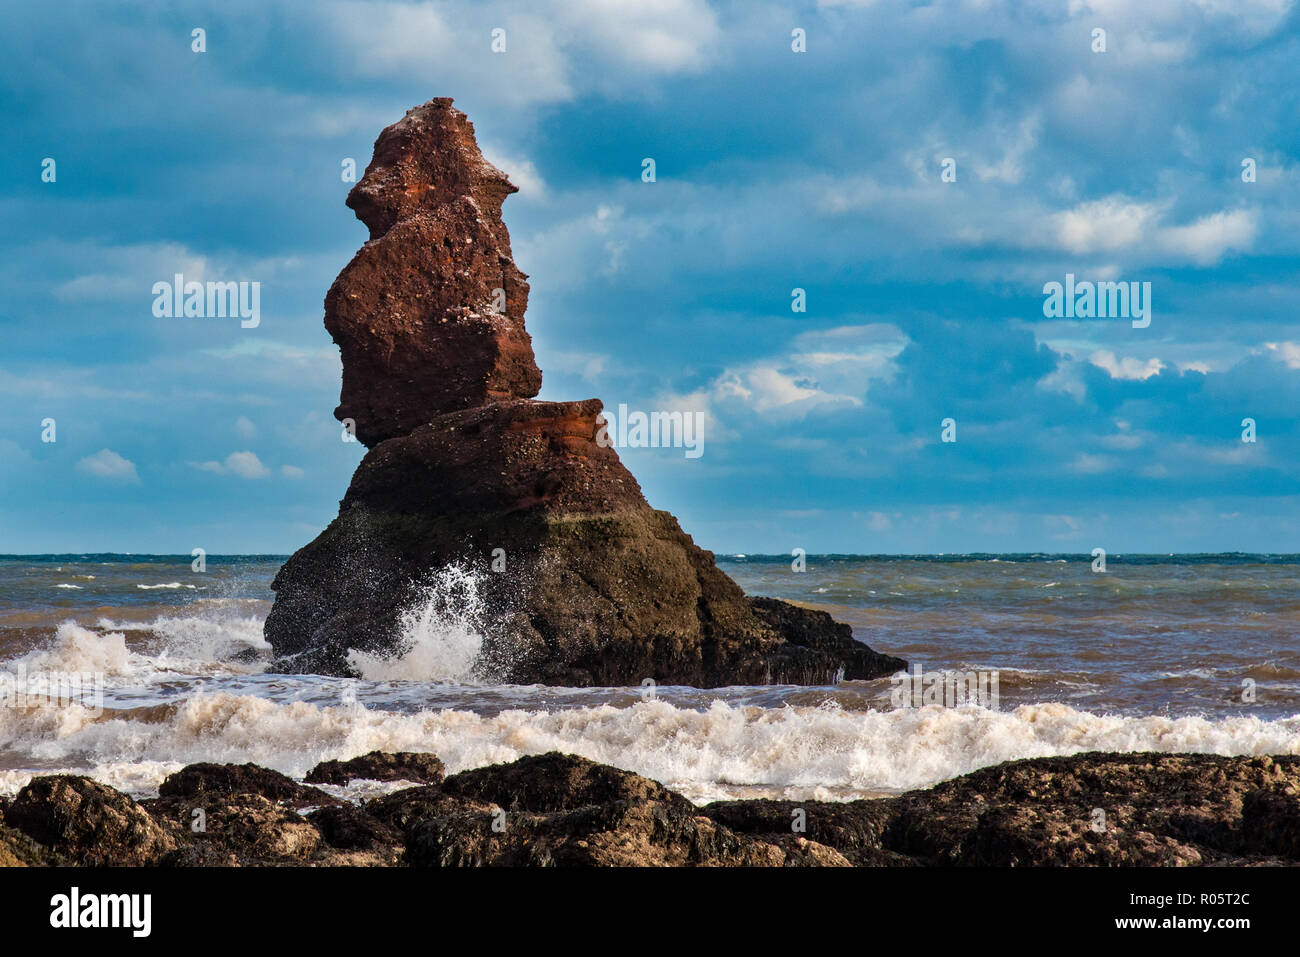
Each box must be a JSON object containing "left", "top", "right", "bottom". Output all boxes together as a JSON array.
[{"left": 264, "top": 98, "right": 904, "bottom": 687}]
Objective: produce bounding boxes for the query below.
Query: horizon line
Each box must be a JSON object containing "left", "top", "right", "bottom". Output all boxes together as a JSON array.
[{"left": 3, "top": 551, "right": 1299, "bottom": 560}]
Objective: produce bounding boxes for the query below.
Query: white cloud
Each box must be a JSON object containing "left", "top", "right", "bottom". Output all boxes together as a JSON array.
[
  {"left": 1055, "top": 198, "right": 1165, "bottom": 254},
  {"left": 1160, "top": 208, "right": 1258, "bottom": 265},
  {"left": 195, "top": 451, "right": 271, "bottom": 479},
  {"left": 717, "top": 365, "right": 857, "bottom": 415},
  {"left": 546, "top": 351, "right": 609, "bottom": 382},
  {"left": 696, "top": 324, "right": 907, "bottom": 423},
  {"left": 1053, "top": 197, "right": 1257, "bottom": 264},
  {"left": 1204, "top": 444, "right": 1261, "bottom": 465},
  {"left": 1044, "top": 513, "right": 1082, "bottom": 535},
  {"left": 553, "top": 0, "right": 721, "bottom": 73},
  {"left": 322, "top": 2, "right": 454, "bottom": 77},
  {"left": 1036, "top": 360, "right": 1087, "bottom": 401},
  {"left": 1099, "top": 431, "right": 1143, "bottom": 450},
  {"left": 787, "top": 324, "right": 908, "bottom": 395},
  {"left": 281, "top": 465, "right": 306, "bottom": 479},
  {"left": 76, "top": 449, "right": 140, "bottom": 483},
  {"left": 318, "top": 0, "right": 719, "bottom": 108},
  {"left": 52, "top": 242, "right": 209, "bottom": 304},
  {"left": 320, "top": 3, "right": 571, "bottom": 105},
  {"left": 1265, "top": 341, "right": 1300, "bottom": 369},
  {"left": 234, "top": 416, "right": 257, "bottom": 439},
  {"left": 972, "top": 113, "right": 1041, "bottom": 185},
  {"left": 1067, "top": 452, "right": 1113, "bottom": 475},
  {"left": 514, "top": 202, "right": 647, "bottom": 288},
  {"left": 1089, "top": 350, "right": 1166, "bottom": 380},
  {"left": 481, "top": 145, "right": 547, "bottom": 199},
  {"left": 865, "top": 511, "right": 892, "bottom": 532},
  {"left": 198, "top": 340, "right": 342, "bottom": 390},
  {"left": 0, "top": 439, "right": 34, "bottom": 466}
]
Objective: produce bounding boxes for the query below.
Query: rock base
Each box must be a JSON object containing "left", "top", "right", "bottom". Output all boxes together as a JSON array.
[{"left": 266, "top": 399, "right": 904, "bottom": 685}]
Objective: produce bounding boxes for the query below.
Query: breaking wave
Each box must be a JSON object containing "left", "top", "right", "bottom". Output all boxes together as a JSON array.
[
  {"left": 0, "top": 692, "right": 1295, "bottom": 804},
  {"left": 4, "top": 606, "right": 270, "bottom": 681},
  {"left": 5, "top": 556, "right": 1300, "bottom": 808},
  {"left": 347, "top": 562, "right": 488, "bottom": 682}
]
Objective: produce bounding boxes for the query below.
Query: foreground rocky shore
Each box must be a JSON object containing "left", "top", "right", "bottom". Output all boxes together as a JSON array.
[{"left": 2, "top": 750, "right": 1297, "bottom": 867}]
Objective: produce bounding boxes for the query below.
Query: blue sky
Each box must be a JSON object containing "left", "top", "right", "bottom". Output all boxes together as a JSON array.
[{"left": 1, "top": 0, "right": 1298, "bottom": 554}]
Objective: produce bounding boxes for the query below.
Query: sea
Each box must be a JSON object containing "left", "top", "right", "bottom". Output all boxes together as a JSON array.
[{"left": 1, "top": 553, "right": 1297, "bottom": 804}]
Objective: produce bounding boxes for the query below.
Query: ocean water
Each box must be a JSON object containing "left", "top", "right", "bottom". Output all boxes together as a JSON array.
[{"left": 1, "top": 553, "right": 1297, "bottom": 804}]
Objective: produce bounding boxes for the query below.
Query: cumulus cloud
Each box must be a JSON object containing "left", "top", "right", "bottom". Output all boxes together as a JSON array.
[
  {"left": 1158, "top": 208, "right": 1259, "bottom": 264},
  {"left": 703, "top": 324, "right": 907, "bottom": 421},
  {"left": 1264, "top": 342, "right": 1300, "bottom": 369},
  {"left": 317, "top": 0, "right": 718, "bottom": 108},
  {"left": 545, "top": 351, "right": 609, "bottom": 382},
  {"left": 1089, "top": 350, "right": 1166, "bottom": 381},
  {"left": 194, "top": 451, "right": 271, "bottom": 479},
  {"left": 1055, "top": 198, "right": 1165, "bottom": 255},
  {"left": 1053, "top": 197, "right": 1257, "bottom": 265},
  {"left": 480, "top": 145, "right": 547, "bottom": 199},
  {"left": 51, "top": 241, "right": 209, "bottom": 304},
  {"left": 76, "top": 449, "right": 140, "bottom": 483},
  {"left": 551, "top": 0, "right": 720, "bottom": 73},
  {"left": 1067, "top": 452, "right": 1115, "bottom": 475},
  {"left": 715, "top": 365, "right": 857, "bottom": 415}
]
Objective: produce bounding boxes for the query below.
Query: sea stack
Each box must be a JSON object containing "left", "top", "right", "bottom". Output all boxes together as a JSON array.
[{"left": 264, "top": 98, "right": 904, "bottom": 686}]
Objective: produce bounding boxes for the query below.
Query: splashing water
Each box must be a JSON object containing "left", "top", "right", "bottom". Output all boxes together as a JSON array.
[
  {"left": 2, "top": 554, "right": 1299, "bottom": 803},
  {"left": 347, "top": 562, "right": 488, "bottom": 681}
]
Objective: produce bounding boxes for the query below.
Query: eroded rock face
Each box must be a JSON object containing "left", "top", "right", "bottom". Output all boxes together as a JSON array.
[
  {"left": 0, "top": 823, "right": 56, "bottom": 866},
  {"left": 704, "top": 752, "right": 1300, "bottom": 866},
  {"left": 4, "top": 752, "right": 1300, "bottom": 867},
  {"left": 403, "top": 794, "right": 804, "bottom": 867},
  {"left": 6, "top": 776, "right": 175, "bottom": 866},
  {"left": 327, "top": 98, "right": 541, "bottom": 448},
  {"left": 308, "top": 804, "right": 403, "bottom": 854},
  {"left": 154, "top": 794, "right": 322, "bottom": 866},
  {"left": 401, "top": 751, "right": 833, "bottom": 867},
  {"left": 701, "top": 796, "right": 902, "bottom": 866},
  {"left": 157, "top": 762, "right": 338, "bottom": 809},
  {"left": 440, "top": 752, "right": 693, "bottom": 813},
  {"left": 264, "top": 97, "right": 903, "bottom": 687},
  {"left": 306, "top": 750, "right": 445, "bottom": 787}
]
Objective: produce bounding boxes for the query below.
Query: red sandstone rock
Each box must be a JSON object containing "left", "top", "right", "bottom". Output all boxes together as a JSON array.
[
  {"left": 327, "top": 98, "right": 542, "bottom": 447},
  {"left": 266, "top": 97, "right": 905, "bottom": 687}
]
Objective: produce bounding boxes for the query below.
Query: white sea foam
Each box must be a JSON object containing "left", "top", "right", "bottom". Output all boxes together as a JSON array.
[
  {"left": 4, "top": 614, "right": 268, "bottom": 682},
  {"left": 0, "top": 692, "right": 1295, "bottom": 803},
  {"left": 347, "top": 563, "right": 486, "bottom": 681},
  {"left": 13, "top": 622, "right": 134, "bottom": 675},
  {"left": 148, "top": 612, "right": 269, "bottom": 668},
  {"left": 5, "top": 569, "right": 1299, "bottom": 807}
]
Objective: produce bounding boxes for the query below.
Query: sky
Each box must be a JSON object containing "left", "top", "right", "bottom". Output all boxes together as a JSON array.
[{"left": 1, "top": 0, "right": 1298, "bottom": 555}]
